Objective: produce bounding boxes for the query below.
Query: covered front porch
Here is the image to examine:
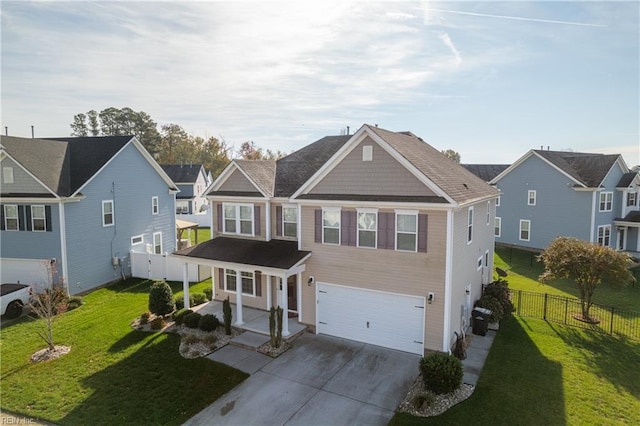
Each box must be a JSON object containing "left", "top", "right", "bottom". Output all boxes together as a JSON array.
[
  {"left": 172, "top": 237, "right": 311, "bottom": 337},
  {"left": 614, "top": 213, "right": 640, "bottom": 260}
]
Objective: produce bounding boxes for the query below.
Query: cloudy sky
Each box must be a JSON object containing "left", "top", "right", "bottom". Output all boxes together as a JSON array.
[{"left": 1, "top": 1, "right": 638, "bottom": 166}]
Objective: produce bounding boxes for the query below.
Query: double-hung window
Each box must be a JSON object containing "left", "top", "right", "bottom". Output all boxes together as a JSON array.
[
  {"left": 153, "top": 232, "right": 162, "bottom": 254},
  {"left": 152, "top": 196, "right": 159, "bottom": 215},
  {"left": 223, "top": 203, "right": 254, "bottom": 236},
  {"left": 396, "top": 210, "right": 418, "bottom": 252},
  {"left": 357, "top": 209, "right": 377, "bottom": 248},
  {"left": 486, "top": 201, "right": 491, "bottom": 225},
  {"left": 528, "top": 190, "right": 536, "bottom": 206},
  {"left": 31, "top": 205, "right": 46, "bottom": 231},
  {"left": 599, "top": 192, "right": 613, "bottom": 212},
  {"left": 4, "top": 205, "right": 18, "bottom": 231},
  {"left": 494, "top": 217, "right": 501, "bottom": 237},
  {"left": 283, "top": 206, "right": 297, "bottom": 238},
  {"left": 597, "top": 225, "right": 611, "bottom": 246},
  {"left": 627, "top": 192, "right": 637, "bottom": 207},
  {"left": 102, "top": 200, "right": 114, "bottom": 227},
  {"left": 322, "top": 208, "right": 340, "bottom": 245},
  {"left": 467, "top": 207, "right": 474, "bottom": 244},
  {"left": 519, "top": 220, "right": 531, "bottom": 241},
  {"left": 224, "top": 269, "right": 255, "bottom": 296}
]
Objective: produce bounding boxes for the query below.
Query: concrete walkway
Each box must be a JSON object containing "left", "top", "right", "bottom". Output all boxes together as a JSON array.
[{"left": 461, "top": 328, "right": 497, "bottom": 386}]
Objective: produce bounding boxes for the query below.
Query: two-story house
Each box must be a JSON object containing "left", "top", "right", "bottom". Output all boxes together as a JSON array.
[
  {"left": 173, "top": 125, "right": 498, "bottom": 355},
  {"left": 489, "top": 149, "right": 639, "bottom": 256},
  {"left": 161, "top": 164, "right": 211, "bottom": 215},
  {"left": 0, "top": 135, "right": 178, "bottom": 295}
]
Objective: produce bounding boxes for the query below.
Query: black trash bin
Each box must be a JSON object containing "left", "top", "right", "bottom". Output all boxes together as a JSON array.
[{"left": 472, "top": 307, "right": 492, "bottom": 336}]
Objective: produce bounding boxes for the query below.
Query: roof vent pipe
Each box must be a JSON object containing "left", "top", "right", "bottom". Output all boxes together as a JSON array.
[
  {"left": 547, "top": 146, "right": 550, "bottom": 151},
  {"left": 4, "top": 126, "right": 7, "bottom": 136},
  {"left": 346, "top": 126, "right": 350, "bottom": 135},
  {"left": 31, "top": 125, "right": 34, "bottom": 138}
]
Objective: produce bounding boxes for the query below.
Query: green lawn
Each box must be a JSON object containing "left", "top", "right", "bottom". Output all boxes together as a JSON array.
[
  {"left": 188, "top": 227, "right": 211, "bottom": 247},
  {"left": 390, "top": 315, "right": 640, "bottom": 425},
  {"left": 0, "top": 278, "right": 247, "bottom": 425}
]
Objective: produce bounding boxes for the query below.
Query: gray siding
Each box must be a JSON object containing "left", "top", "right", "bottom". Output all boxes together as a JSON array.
[
  {"left": 177, "top": 183, "right": 194, "bottom": 197},
  {"left": 310, "top": 136, "right": 436, "bottom": 197},
  {"left": 64, "top": 143, "right": 176, "bottom": 294},
  {"left": 0, "top": 157, "right": 51, "bottom": 194},
  {"left": 496, "top": 154, "right": 592, "bottom": 250},
  {"left": 593, "top": 162, "right": 625, "bottom": 246}
]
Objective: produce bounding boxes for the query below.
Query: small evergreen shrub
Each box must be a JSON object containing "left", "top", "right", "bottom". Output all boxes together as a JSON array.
[
  {"left": 475, "top": 294, "right": 504, "bottom": 323},
  {"left": 412, "top": 391, "right": 436, "bottom": 410},
  {"left": 202, "top": 334, "right": 218, "bottom": 345},
  {"left": 148, "top": 280, "right": 175, "bottom": 316},
  {"left": 182, "top": 335, "right": 199, "bottom": 345},
  {"left": 173, "top": 308, "right": 193, "bottom": 326},
  {"left": 183, "top": 312, "right": 202, "bottom": 329},
  {"left": 420, "top": 352, "right": 463, "bottom": 395},
  {"left": 484, "top": 278, "right": 513, "bottom": 314},
  {"left": 67, "top": 296, "right": 84, "bottom": 311},
  {"left": 192, "top": 292, "right": 207, "bottom": 306},
  {"left": 149, "top": 316, "right": 166, "bottom": 330},
  {"left": 223, "top": 297, "right": 232, "bottom": 335},
  {"left": 198, "top": 314, "right": 220, "bottom": 332},
  {"left": 174, "top": 295, "right": 195, "bottom": 310},
  {"left": 140, "top": 311, "right": 151, "bottom": 325},
  {"left": 203, "top": 288, "right": 213, "bottom": 301}
]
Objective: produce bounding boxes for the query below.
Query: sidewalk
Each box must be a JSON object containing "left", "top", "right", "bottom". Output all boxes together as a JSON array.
[{"left": 461, "top": 328, "right": 497, "bottom": 386}]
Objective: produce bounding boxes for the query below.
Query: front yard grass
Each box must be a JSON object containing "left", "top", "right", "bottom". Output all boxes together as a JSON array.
[
  {"left": 0, "top": 278, "right": 248, "bottom": 425},
  {"left": 390, "top": 315, "right": 640, "bottom": 425}
]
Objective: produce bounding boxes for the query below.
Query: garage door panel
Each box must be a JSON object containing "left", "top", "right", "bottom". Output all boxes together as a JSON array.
[{"left": 317, "top": 282, "right": 425, "bottom": 355}]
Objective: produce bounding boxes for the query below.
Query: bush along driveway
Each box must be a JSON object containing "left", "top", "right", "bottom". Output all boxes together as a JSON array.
[{"left": 0, "top": 279, "right": 248, "bottom": 425}]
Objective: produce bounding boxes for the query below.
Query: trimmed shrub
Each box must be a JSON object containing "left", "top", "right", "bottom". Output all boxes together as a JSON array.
[
  {"left": 420, "top": 352, "right": 463, "bottom": 395},
  {"left": 202, "top": 334, "right": 218, "bottom": 345},
  {"left": 67, "top": 296, "right": 84, "bottom": 311},
  {"left": 412, "top": 391, "right": 436, "bottom": 410},
  {"left": 484, "top": 278, "right": 513, "bottom": 314},
  {"left": 475, "top": 294, "right": 504, "bottom": 323},
  {"left": 174, "top": 295, "right": 195, "bottom": 310},
  {"left": 149, "top": 316, "right": 166, "bottom": 330},
  {"left": 173, "top": 308, "right": 193, "bottom": 326},
  {"left": 182, "top": 334, "right": 199, "bottom": 345},
  {"left": 203, "top": 288, "right": 213, "bottom": 301},
  {"left": 223, "top": 297, "right": 232, "bottom": 335},
  {"left": 148, "top": 280, "right": 175, "bottom": 316},
  {"left": 198, "top": 314, "right": 220, "bottom": 332},
  {"left": 140, "top": 312, "right": 151, "bottom": 325},
  {"left": 192, "top": 293, "right": 207, "bottom": 306},
  {"left": 183, "top": 312, "right": 202, "bottom": 329}
]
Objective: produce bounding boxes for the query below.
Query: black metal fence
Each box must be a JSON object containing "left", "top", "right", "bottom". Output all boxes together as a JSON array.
[{"left": 510, "top": 290, "right": 640, "bottom": 341}]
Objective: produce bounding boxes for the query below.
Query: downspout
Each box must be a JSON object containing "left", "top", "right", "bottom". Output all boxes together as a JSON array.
[{"left": 442, "top": 208, "right": 454, "bottom": 353}]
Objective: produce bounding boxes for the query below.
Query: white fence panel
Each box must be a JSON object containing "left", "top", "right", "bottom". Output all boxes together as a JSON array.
[
  {"left": 130, "top": 251, "right": 201, "bottom": 282},
  {"left": 177, "top": 213, "right": 211, "bottom": 228}
]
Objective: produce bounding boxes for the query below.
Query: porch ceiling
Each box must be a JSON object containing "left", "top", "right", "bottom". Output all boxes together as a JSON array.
[{"left": 174, "top": 237, "right": 311, "bottom": 270}]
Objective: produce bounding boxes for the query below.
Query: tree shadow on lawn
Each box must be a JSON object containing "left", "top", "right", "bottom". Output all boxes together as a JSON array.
[
  {"left": 547, "top": 322, "right": 640, "bottom": 398},
  {"left": 60, "top": 333, "right": 248, "bottom": 426},
  {"left": 107, "top": 329, "right": 163, "bottom": 354},
  {"left": 390, "top": 315, "right": 566, "bottom": 425}
]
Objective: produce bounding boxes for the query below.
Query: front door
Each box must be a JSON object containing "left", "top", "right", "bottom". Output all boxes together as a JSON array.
[
  {"left": 617, "top": 228, "right": 625, "bottom": 250},
  {"left": 287, "top": 276, "right": 297, "bottom": 317}
]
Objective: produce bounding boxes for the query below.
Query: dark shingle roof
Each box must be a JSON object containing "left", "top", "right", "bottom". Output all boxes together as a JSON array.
[
  {"left": 462, "top": 164, "right": 510, "bottom": 182},
  {"left": 175, "top": 237, "right": 310, "bottom": 270},
  {"left": 160, "top": 164, "right": 205, "bottom": 183},
  {"left": 534, "top": 150, "right": 620, "bottom": 187},
  {"left": 616, "top": 211, "right": 640, "bottom": 223},
  {"left": 1, "top": 135, "right": 133, "bottom": 196},
  {"left": 617, "top": 172, "right": 638, "bottom": 188},
  {"left": 235, "top": 160, "right": 276, "bottom": 196}
]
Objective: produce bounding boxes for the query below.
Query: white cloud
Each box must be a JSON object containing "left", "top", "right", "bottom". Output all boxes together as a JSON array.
[{"left": 437, "top": 31, "right": 462, "bottom": 66}]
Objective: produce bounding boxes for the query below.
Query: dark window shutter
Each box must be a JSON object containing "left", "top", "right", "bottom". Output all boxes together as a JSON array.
[
  {"left": 255, "top": 271, "right": 262, "bottom": 297},
  {"left": 377, "top": 211, "right": 387, "bottom": 248},
  {"left": 254, "top": 206, "right": 261, "bottom": 236},
  {"left": 349, "top": 211, "right": 357, "bottom": 246},
  {"left": 216, "top": 203, "right": 223, "bottom": 232},
  {"left": 276, "top": 206, "right": 283, "bottom": 236},
  {"left": 26, "top": 206, "right": 32, "bottom": 231},
  {"left": 418, "top": 214, "right": 428, "bottom": 253},
  {"left": 0, "top": 205, "right": 4, "bottom": 231},
  {"left": 341, "top": 210, "right": 349, "bottom": 245},
  {"left": 218, "top": 268, "right": 224, "bottom": 289},
  {"left": 45, "top": 206, "right": 52, "bottom": 232},
  {"left": 385, "top": 212, "right": 396, "bottom": 250},
  {"left": 314, "top": 209, "right": 322, "bottom": 243},
  {"left": 18, "top": 205, "right": 25, "bottom": 231}
]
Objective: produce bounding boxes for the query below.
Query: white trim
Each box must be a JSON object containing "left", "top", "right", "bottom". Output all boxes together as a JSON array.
[
  {"left": 265, "top": 200, "right": 271, "bottom": 240},
  {"left": 467, "top": 206, "right": 474, "bottom": 245},
  {"left": 102, "top": 200, "right": 114, "bottom": 227},
  {"left": 494, "top": 217, "right": 501, "bottom": 237},
  {"left": 171, "top": 254, "right": 309, "bottom": 279},
  {"left": 30, "top": 205, "right": 46, "bottom": 232},
  {"left": 0, "top": 151, "right": 60, "bottom": 198},
  {"left": 153, "top": 231, "right": 163, "bottom": 254},
  {"left": 395, "top": 209, "right": 418, "bottom": 252},
  {"left": 131, "top": 234, "right": 144, "bottom": 246},
  {"left": 58, "top": 202, "right": 69, "bottom": 294},
  {"left": 222, "top": 202, "right": 255, "bottom": 236},
  {"left": 590, "top": 191, "right": 597, "bottom": 242},
  {"left": 322, "top": 206, "right": 341, "bottom": 245},
  {"left": 294, "top": 198, "right": 455, "bottom": 210},
  {"left": 223, "top": 269, "right": 257, "bottom": 297},
  {"left": 208, "top": 161, "right": 269, "bottom": 198},
  {"left": 486, "top": 201, "right": 491, "bottom": 225},
  {"left": 443, "top": 208, "right": 454, "bottom": 352},
  {"left": 519, "top": 219, "right": 531, "bottom": 242},
  {"left": 282, "top": 204, "right": 298, "bottom": 239},
  {"left": 527, "top": 190, "right": 537, "bottom": 206},
  {"left": 597, "top": 224, "right": 611, "bottom": 247},
  {"left": 477, "top": 256, "right": 483, "bottom": 271},
  {"left": 3, "top": 204, "right": 18, "bottom": 231},
  {"left": 356, "top": 208, "right": 378, "bottom": 249},
  {"left": 152, "top": 196, "right": 159, "bottom": 215},
  {"left": 598, "top": 191, "right": 613, "bottom": 212},
  {"left": 297, "top": 204, "right": 302, "bottom": 250},
  {"left": 491, "top": 149, "right": 586, "bottom": 187}
]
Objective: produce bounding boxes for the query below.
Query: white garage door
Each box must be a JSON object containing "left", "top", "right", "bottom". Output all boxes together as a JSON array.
[
  {"left": 316, "top": 282, "right": 425, "bottom": 355},
  {"left": 0, "top": 258, "right": 51, "bottom": 291}
]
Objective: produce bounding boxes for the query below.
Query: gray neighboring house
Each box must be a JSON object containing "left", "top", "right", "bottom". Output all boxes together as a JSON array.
[
  {"left": 488, "top": 149, "right": 640, "bottom": 257},
  {"left": 160, "top": 164, "right": 211, "bottom": 214},
  {"left": 0, "top": 135, "right": 178, "bottom": 295}
]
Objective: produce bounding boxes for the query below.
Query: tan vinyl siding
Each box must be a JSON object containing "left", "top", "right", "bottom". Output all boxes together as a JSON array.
[
  {"left": 211, "top": 201, "right": 267, "bottom": 241},
  {"left": 299, "top": 205, "right": 447, "bottom": 351},
  {"left": 309, "top": 136, "right": 437, "bottom": 197},
  {"left": 219, "top": 168, "right": 262, "bottom": 193}
]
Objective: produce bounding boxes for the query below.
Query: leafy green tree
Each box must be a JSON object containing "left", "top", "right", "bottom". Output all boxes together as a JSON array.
[
  {"left": 70, "top": 113, "right": 88, "bottom": 136},
  {"left": 538, "top": 237, "right": 635, "bottom": 321},
  {"left": 238, "top": 141, "right": 286, "bottom": 160},
  {"left": 441, "top": 149, "right": 461, "bottom": 163}
]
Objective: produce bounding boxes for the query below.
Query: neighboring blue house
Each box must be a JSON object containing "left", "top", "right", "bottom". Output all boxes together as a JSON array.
[
  {"left": 0, "top": 135, "right": 178, "bottom": 295},
  {"left": 161, "top": 164, "right": 211, "bottom": 215},
  {"left": 489, "top": 149, "right": 640, "bottom": 257}
]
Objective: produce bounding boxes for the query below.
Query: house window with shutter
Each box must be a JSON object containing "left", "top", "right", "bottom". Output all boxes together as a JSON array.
[
  {"left": 283, "top": 206, "right": 297, "bottom": 238},
  {"left": 31, "top": 205, "right": 46, "bottom": 231},
  {"left": 223, "top": 203, "right": 254, "bottom": 236},
  {"left": 396, "top": 210, "right": 418, "bottom": 252},
  {"left": 322, "top": 208, "right": 341, "bottom": 245},
  {"left": 224, "top": 269, "right": 256, "bottom": 296},
  {"left": 357, "top": 209, "right": 377, "bottom": 248},
  {"left": 4, "top": 205, "right": 18, "bottom": 231}
]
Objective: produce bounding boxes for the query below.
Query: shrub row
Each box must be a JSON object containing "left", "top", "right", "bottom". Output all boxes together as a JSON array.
[{"left": 175, "top": 292, "right": 208, "bottom": 310}]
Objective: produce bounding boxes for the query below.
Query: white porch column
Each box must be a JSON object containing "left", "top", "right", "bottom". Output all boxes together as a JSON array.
[
  {"left": 211, "top": 266, "right": 216, "bottom": 300},
  {"left": 235, "top": 271, "right": 244, "bottom": 325},
  {"left": 296, "top": 272, "right": 303, "bottom": 320},
  {"left": 266, "top": 274, "right": 272, "bottom": 309},
  {"left": 182, "top": 263, "right": 190, "bottom": 310},
  {"left": 281, "top": 274, "right": 290, "bottom": 336}
]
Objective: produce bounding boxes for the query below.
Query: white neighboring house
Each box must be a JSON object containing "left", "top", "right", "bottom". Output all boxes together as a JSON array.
[{"left": 160, "top": 164, "right": 211, "bottom": 216}]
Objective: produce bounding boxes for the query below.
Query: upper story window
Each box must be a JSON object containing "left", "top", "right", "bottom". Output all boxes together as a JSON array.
[
  {"left": 597, "top": 225, "right": 611, "bottom": 246},
  {"left": 477, "top": 256, "right": 483, "bottom": 270},
  {"left": 599, "top": 191, "right": 613, "bottom": 212},
  {"left": 519, "top": 219, "right": 531, "bottom": 241},
  {"left": 2, "top": 167, "right": 14, "bottom": 184},
  {"left": 4, "top": 205, "right": 18, "bottom": 231},
  {"left": 31, "top": 205, "right": 46, "bottom": 232},
  {"left": 628, "top": 192, "right": 637, "bottom": 207},
  {"left": 494, "top": 217, "right": 501, "bottom": 237},
  {"left": 527, "top": 190, "right": 537, "bottom": 206},
  {"left": 322, "top": 208, "right": 340, "bottom": 245},
  {"left": 396, "top": 210, "right": 418, "bottom": 252},
  {"left": 152, "top": 196, "right": 159, "bottom": 215},
  {"left": 153, "top": 231, "right": 162, "bottom": 254},
  {"left": 467, "top": 207, "right": 474, "bottom": 244},
  {"left": 486, "top": 201, "right": 491, "bottom": 225},
  {"left": 102, "top": 200, "right": 114, "bottom": 227},
  {"left": 224, "top": 203, "right": 254, "bottom": 236},
  {"left": 283, "top": 206, "right": 297, "bottom": 238},
  {"left": 496, "top": 196, "right": 500, "bottom": 206},
  {"left": 357, "top": 209, "right": 377, "bottom": 249}
]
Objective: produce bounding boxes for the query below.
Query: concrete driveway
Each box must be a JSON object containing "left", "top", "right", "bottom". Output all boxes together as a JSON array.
[{"left": 184, "top": 333, "right": 420, "bottom": 426}]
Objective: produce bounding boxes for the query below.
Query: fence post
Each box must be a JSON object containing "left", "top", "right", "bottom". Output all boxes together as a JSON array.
[
  {"left": 610, "top": 307, "right": 615, "bottom": 335},
  {"left": 543, "top": 293, "right": 548, "bottom": 320},
  {"left": 517, "top": 290, "right": 522, "bottom": 315},
  {"left": 564, "top": 298, "right": 568, "bottom": 325}
]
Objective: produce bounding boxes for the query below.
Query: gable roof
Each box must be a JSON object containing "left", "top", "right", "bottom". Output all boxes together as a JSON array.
[
  {"left": 462, "top": 164, "right": 510, "bottom": 182},
  {"left": 493, "top": 149, "right": 623, "bottom": 188},
  {"left": 161, "top": 164, "right": 206, "bottom": 184},
  {"left": 1, "top": 135, "right": 176, "bottom": 197},
  {"left": 617, "top": 172, "right": 639, "bottom": 188},
  {"left": 235, "top": 160, "right": 277, "bottom": 197}
]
